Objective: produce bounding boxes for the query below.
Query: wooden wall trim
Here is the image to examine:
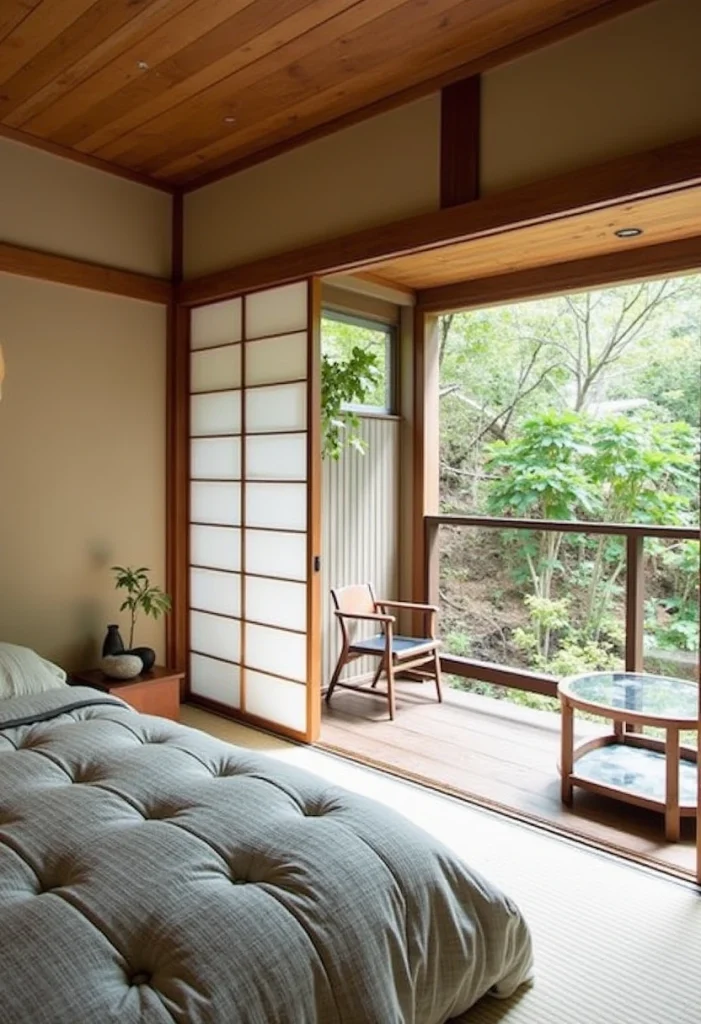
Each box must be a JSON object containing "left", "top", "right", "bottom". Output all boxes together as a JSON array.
[
  {"left": 165, "top": 303, "right": 190, "bottom": 690},
  {"left": 440, "top": 77, "right": 480, "bottom": 208},
  {"left": 0, "top": 241, "right": 172, "bottom": 304},
  {"left": 179, "top": 135, "right": 701, "bottom": 306},
  {"left": 416, "top": 235, "right": 701, "bottom": 313},
  {"left": 0, "top": 124, "right": 175, "bottom": 195},
  {"left": 182, "top": 0, "right": 654, "bottom": 194},
  {"left": 171, "top": 192, "right": 184, "bottom": 286},
  {"left": 166, "top": 192, "right": 188, "bottom": 692}
]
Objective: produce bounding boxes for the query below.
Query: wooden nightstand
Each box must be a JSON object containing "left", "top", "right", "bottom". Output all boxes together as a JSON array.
[{"left": 70, "top": 666, "right": 183, "bottom": 721}]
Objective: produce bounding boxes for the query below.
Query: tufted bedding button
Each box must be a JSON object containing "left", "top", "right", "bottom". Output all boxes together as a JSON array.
[
  {"left": 302, "top": 802, "right": 327, "bottom": 817},
  {"left": 129, "top": 971, "right": 152, "bottom": 987}
]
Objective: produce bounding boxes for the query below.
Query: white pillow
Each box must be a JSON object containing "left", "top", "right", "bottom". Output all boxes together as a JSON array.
[{"left": 0, "top": 643, "right": 68, "bottom": 699}]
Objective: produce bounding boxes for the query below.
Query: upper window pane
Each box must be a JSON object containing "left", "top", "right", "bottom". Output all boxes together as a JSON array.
[{"left": 321, "top": 312, "right": 393, "bottom": 413}]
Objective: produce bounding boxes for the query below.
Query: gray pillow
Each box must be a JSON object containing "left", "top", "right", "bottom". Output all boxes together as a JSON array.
[{"left": 0, "top": 643, "right": 68, "bottom": 699}]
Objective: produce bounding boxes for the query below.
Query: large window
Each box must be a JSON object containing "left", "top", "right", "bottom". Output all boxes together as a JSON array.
[
  {"left": 436, "top": 274, "right": 700, "bottom": 695},
  {"left": 321, "top": 310, "right": 395, "bottom": 414}
]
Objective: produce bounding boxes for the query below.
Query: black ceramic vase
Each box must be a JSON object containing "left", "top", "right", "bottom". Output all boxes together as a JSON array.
[
  {"left": 128, "top": 646, "right": 156, "bottom": 673},
  {"left": 102, "top": 624, "right": 125, "bottom": 657}
]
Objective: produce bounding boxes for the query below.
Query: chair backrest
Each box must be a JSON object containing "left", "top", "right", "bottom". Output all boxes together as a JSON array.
[
  {"left": 330, "top": 583, "right": 377, "bottom": 646},
  {"left": 331, "top": 582, "right": 376, "bottom": 616}
]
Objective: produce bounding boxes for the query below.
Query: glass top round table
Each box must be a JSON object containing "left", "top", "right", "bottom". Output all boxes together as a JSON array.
[{"left": 558, "top": 671, "right": 698, "bottom": 725}]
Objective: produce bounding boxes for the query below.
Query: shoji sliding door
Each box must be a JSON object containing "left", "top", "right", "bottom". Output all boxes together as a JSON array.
[{"left": 188, "top": 281, "right": 320, "bottom": 741}]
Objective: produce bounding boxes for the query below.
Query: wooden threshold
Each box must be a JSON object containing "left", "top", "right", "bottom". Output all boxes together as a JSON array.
[
  {"left": 319, "top": 685, "right": 697, "bottom": 881},
  {"left": 187, "top": 693, "right": 308, "bottom": 744}
]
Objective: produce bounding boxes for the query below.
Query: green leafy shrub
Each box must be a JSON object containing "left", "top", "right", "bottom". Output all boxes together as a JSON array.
[{"left": 321, "top": 346, "right": 381, "bottom": 459}]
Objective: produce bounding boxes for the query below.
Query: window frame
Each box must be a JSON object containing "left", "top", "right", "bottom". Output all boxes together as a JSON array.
[{"left": 321, "top": 308, "right": 398, "bottom": 416}]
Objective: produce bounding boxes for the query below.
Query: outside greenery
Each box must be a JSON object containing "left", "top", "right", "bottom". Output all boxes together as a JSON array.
[
  {"left": 438, "top": 275, "right": 700, "bottom": 709},
  {"left": 321, "top": 313, "right": 388, "bottom": 459}
]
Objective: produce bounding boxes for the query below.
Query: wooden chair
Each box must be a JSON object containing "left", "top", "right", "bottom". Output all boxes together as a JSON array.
[{"left": 325, "top": 583, "right": 443, "bottom": 720}]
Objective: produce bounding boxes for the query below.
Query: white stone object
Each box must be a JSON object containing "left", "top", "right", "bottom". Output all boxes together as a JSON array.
[{"left": 100, "top": 654, "right": 143, "bottom": 680}]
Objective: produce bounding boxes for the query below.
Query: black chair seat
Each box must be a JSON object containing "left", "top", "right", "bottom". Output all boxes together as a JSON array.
[{"left": 349, "top": 634, "right": 436, "bottom": 657}]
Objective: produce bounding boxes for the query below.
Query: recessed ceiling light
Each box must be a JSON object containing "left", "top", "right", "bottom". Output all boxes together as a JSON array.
[
  {"left": 136, "top": 60, "right": 149, "bottom": 70},
  {"left": 614, "top": 227, "right": 643, "bottom": 238},
  {"left": 223, "top": 116, "right": 236, "bottom": 124}
]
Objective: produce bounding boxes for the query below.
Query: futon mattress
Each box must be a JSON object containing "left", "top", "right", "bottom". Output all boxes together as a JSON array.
[{"left": 0, "top": 688, "right": 533, "bottom": 1023}]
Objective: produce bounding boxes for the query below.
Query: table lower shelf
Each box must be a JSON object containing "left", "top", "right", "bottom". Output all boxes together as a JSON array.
[{"left": 572, "top": 742, "right": 697, "bottom": 812}]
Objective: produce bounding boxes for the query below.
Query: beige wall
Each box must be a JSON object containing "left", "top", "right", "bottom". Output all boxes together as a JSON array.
[
  {"left": 184, "top": 94, "right": 441, "bottom": 277},
  {"left": 0, "top": 275, "right": 166, "bottom": 671},
  {"left": 481, "top": 0, "right": 701, "bottom": 193},
  {"left": 0, "top": 138, "right": 172, "bottom": 276}
]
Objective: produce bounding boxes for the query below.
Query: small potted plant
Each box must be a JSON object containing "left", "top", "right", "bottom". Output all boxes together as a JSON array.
[{"left": 101, "top": 566, "right": 171, "bottom": 677}]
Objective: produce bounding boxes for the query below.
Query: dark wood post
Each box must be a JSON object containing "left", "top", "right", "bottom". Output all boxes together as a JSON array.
[{"left": 624, "top": 533, "right": 645, "bottom": 672}]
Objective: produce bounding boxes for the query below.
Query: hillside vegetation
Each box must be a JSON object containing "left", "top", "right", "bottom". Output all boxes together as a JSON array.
[{"left": 438, "top": 275, "right": 701, "bottom": 707}]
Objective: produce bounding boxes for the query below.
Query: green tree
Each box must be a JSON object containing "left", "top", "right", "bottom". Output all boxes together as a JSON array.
[
  {"left": 485, "top": 411, "right": 697, "bottom": 661},
  {"left": 485, "top": 412, "right": 599, "bottom": 657}
]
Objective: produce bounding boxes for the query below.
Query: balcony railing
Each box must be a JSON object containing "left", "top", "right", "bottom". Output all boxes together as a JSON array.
[{"left": 424, "top": 514, "right": 700, "bottom": 697}]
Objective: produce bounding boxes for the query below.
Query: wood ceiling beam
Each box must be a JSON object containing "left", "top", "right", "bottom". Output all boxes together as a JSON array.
[
  {"left": 0, "top": 241, "right": 172, "bottom": 303},
  {"left": 0, "top": 123, "right": 175, "bottom": 193},
  {"left": 182, "top": 0, "right": 655, "bottom": 192},
  {"left": 178, "top": 134, "right": 701, "bottom": 305},
  {"left": 440, "top": 76, "right": 480, "bottom": 208},
  {"left": 415, "top": 236, "right": 701, "bottom": 313}
]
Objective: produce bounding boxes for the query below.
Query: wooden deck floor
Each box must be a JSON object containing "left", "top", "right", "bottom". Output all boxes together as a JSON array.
[{"left": 319, "top": 682, "right": 697, "bottom": 879}]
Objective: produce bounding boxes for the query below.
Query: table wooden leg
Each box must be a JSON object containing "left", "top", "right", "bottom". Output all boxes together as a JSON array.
[
  {"left": 561, "top": 698, "right": 574, "bottom": 805},
  {"left": 614, "top": 719, "right": 624, "bottom": 740},
  {"left": 665, "top": 726, "right": 680, "bottom": 842}
]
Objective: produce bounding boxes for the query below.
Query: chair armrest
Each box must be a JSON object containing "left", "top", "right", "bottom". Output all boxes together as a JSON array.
[
  {"left": 334, "top": 610, "right": 395, "bottom": 624},
  {"left": 376, "top": 600, "right": 438, "bottom": 613}
]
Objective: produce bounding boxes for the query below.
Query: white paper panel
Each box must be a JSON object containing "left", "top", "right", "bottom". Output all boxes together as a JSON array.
[
  {"left": 245, "top": 282, "right": 307, "bottom": 340},
  {"left": 245, "top": 483, "right": 306, "bottom": 531},
  {"left": 191, "top": 298, "right": 242, "bottom": 349},
  {"left": 246, "top": 434, "right": 306, "bottom": 481},
  {"left": 191, "top": 345, "right": 241, "bottom": 392},
  {"left": 191, "top": 481, "right": 240, "bottom": 525},
  {"left": 191, "top": 437, "right": 241, "bottom": 480},
  {"left": 244, "top": 670, "right": 306, "bottom": 732},
  {"left": 191, "top": 391, "right": 241, "bottom": 436},
  {"left": 246, "top": 382, "right": 306, "bottom": 433},
  {"left": 190, "top": 653, "right": 240, "bottom": 708},
  {"left": 245, "top": 576, "right": 306, "bottom": 633},
  {"left": 191, "top": 610, "right": 240, "bottom": 663},
  {"left": 245, "top": 530, "right": 306, "bottom": 581},
  {"left": 191, "top": 567, "right": 241, "bottom": 618},
  {"left": 246, "top": 332, "right": 307, "bottom": 386},
  {"left": 190, "top": 525, "right": 240, "bottom": 571},
  {"left": 245, "top": 622, "right": 306, "bottom": 682}
]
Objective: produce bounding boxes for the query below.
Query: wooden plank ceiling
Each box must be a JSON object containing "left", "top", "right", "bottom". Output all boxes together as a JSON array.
[
  {"left": 0, "top": 0, "right": 650, "bottom": 190},
  {"left": 354, "top": 187, "right": 701, "bottom": 291}
]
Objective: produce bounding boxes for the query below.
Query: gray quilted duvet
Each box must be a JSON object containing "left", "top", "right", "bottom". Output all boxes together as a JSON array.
[{"left": 0, "top": 689, "right": 533, "bottom": 1023}]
